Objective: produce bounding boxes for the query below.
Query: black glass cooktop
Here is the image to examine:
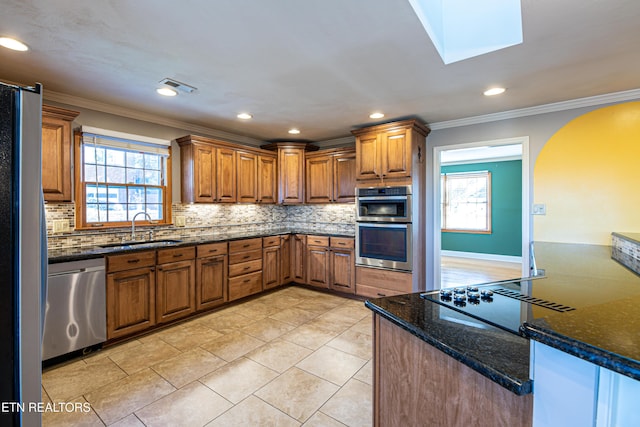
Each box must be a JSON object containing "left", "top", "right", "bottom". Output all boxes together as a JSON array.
[{"left": 420, "top": 277, "right": 574, "bottom": 335}]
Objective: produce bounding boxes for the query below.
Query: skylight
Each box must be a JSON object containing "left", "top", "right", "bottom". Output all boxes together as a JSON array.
[{"left": 407, "top": 0, "right": 523, "bottom": 64}]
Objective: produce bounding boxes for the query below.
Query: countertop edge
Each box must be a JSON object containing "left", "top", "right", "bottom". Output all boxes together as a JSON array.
[
  {"left": 365, "top": 300, "right": 532, "bottom": 395},
  {"left": 522, "top": 323, "right": 640, "bottom": 381}
]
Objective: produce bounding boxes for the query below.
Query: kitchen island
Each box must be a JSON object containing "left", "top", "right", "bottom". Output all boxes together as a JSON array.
[{"left": 365, "top": 241, "right": 640, "bottom": 427}]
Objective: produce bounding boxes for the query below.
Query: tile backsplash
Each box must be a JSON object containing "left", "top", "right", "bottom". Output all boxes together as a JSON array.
[{"left": 45, "top": 202, "right": 356, "bottom": 249}]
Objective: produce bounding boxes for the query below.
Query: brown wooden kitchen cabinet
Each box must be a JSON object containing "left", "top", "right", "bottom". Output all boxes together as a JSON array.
[
  {"left": 177, "top": 136, "right": 236, "bottom": 203},
  {"left": 305, "top": 148, "right": 356, "bottom": 203},
  {"left": 329, "top": 237, "right": 355, "bottom": 294},
  {"left": 373, "top": 315, "right": 532, "bottom": 427},
  {"left": 237, "top": 151, "right": 278, "bottom": 204},
  {"left": 352, "top": 119, "right": 430, "bottom": 183},
  {"left": 106, "top": 250, "right": 157, "bottom": 340},
  {"left": 228, "top": 238, "right": 263, "bottom": 301},
  {"left": 262, "top": 236, "right": 281, "bottom": 289},
  {"left": 293, "top": 234, "right": 307, "bottom": 283},
  {"left": 156, "top": 246, "right": 196, "bottom": 324},
  {"left": 196, "top": 242, "right": 228, "bottom": 310},
  {"left": 280, "top": 234, "right": 292, "bottom": 284},
  {"left": 258, "top": 154, "right": 277, "bottom": 203},
  {"left": 306, "top": 235, "right": 330, "bottom": 289},
  {"left": 41, "top": 105, "right": 79, "bottom": 202},
  {"left": 261, "top": 142, "right": 317, "bottom": 204},
  {"left": 355, "top": 266, "right": 412, "bottom": 299}
]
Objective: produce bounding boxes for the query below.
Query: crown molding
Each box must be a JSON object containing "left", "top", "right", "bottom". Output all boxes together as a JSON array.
[
  {"left": 43, "top": 90, "right": 265, "bottom": 147},
  {"left": 429, "top": 88, "right": 640, "bottom": 130}
]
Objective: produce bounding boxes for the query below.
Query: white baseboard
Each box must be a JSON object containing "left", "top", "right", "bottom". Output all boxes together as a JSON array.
[{"left": 441, "top": 250, "right": 522, "bottom": 264}]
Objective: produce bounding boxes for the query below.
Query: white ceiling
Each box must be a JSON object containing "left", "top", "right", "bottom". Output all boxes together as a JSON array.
[{"left": 1, "top": 0, "right": 639, "bottom": 142}]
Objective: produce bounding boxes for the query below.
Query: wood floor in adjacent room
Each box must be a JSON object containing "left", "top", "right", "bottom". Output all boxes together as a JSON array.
[{"left": 441, "top": 256, "right": 522, "bottom": 288}]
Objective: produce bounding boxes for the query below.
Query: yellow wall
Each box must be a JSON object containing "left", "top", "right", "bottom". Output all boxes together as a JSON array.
[{"left": 534, "top": 102, "right": 640, "bottom": 245}]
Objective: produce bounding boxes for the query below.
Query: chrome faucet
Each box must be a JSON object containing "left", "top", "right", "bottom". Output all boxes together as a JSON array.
[{"left": 131, "top": 211, "right": 152, "bottom": 241}]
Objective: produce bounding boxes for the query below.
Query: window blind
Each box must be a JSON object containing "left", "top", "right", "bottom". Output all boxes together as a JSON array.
[{"left": 80, "top": 126, "right": 170, "bottom": 157}]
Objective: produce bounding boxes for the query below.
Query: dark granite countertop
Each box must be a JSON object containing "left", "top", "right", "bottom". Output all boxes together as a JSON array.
[
  {"left": 366, "top": 293, "right": 532, "bottom": 395},
  {"left": 365, "top": 242, "right": 640, "bottom": 395},
  {"left": 48, "top": 229, "right": 355, "bottom": 264}
]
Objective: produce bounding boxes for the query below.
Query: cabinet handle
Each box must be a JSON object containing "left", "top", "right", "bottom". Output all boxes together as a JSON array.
[
  {"left": 243, "top": 266, "right": 251, "bottom": 270},
  {"left": 173, "top": 253, "right": 183, "bottom": 258},
  {"left": 243, "top": 255, "right": 250, "bottom": 259},
  {"left": 243, "top": 279, "right": 251, "bottom": 283},
  {"left": 208, "top": 249, "right": 219, "bottom": 253},
  {"left": 377, "top": 292, "right": 386, "bottom": 297},
  {"left": 127, "top": 259, "right": 140, "bottom": 264},
  {"left": 243, "top": 244, "right": 251, "bottom": 248},
  {"left": 157, "top": 267, "right": 163, "bottom": 271}
]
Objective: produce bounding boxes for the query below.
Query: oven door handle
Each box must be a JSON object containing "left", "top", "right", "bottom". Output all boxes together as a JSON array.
[{"left": 357, "top": 195, "right": 408, "bottom": 202}]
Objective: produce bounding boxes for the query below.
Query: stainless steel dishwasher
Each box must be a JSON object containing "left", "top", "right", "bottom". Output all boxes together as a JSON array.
[{"left": 43, "top": 258, "right": 106, "bottom": 361}]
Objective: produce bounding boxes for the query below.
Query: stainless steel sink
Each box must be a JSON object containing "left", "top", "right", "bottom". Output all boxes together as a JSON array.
[{"left": 98, "top": 239, "right": 182, "bottom": 250}]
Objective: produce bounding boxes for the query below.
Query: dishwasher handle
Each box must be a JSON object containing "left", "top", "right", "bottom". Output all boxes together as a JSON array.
[{"left": 48, "top": 266, "right": 105, "bottom": 277}]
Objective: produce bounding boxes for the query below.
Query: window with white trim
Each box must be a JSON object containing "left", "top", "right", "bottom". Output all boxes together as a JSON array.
[
  {"left": 441, "top": 171, "right": 491, "bottom": 233},
  {"left": 76, "top": 128, "right": 171, "bottom": 229}
]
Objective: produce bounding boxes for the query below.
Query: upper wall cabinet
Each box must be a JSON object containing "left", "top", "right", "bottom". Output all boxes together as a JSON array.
[
  {"left": 352, "top": 119, "right": 430, "bottom": 184},
  {"left": 262, "top": 142, "right": 316, "bottom": 205},
  {"left": 236, "top": 151, "right": 277, "bottom": 203},
  {"left": 42, "top": 105, "right": 80, "bottom": 202},
  {"left": 305, "top": 148, "right": 356, "bottom": 203}
]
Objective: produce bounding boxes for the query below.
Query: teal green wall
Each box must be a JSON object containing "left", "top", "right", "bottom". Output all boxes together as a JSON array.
[{"left": 441, "top": 160, "right": 522, "bottom": 256}]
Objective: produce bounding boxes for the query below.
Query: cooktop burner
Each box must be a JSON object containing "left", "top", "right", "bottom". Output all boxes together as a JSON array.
[{"left": 420, "top": 278, "right": 575, "bottom": 335}]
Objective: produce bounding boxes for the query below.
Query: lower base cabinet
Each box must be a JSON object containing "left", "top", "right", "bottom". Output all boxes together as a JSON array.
[
  {"left": 374, "top": 314, "right": 532, "bottom": 427},
  {"left": 106, "top": 266, "right": 156, "bottom": 340},
  {"left": 156, "top": 259, "right": 195, "bottom": 324},
  {"left": 196, "top": 242, "right": 228, "bottom": 310},
  {"left": 228, "top": 238, "right": 263, "bottom": 301}
]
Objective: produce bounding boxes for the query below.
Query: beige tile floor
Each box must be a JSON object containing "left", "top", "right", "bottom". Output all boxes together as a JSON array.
[{"left": 42, "top": 286, "right": 373, "bottom": 426}]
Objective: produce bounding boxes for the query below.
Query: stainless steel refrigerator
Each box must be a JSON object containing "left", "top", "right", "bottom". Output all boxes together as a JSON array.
[{"left": 0, "top": 81, "right": 46, "bottom": 427}]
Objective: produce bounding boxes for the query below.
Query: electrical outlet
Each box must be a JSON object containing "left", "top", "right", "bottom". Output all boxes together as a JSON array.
[
  {"left": 175, "top": 216, "right": 186, "bottom": 227},
  {"left": 53, "top": 220, "right": 66, "bottom": 233},
  {"left": 532, "top": 204, "right": 546, "bottom": 215}
]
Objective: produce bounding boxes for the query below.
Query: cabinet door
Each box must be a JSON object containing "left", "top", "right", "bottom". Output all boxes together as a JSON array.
[
  {"left": 293, "top": 234, "right": 306, "bottom": 283},
  {"left": 216, "top": 147, "right": 237, "bottom": 202},
  {"left": 380, "top": 128, "right": 411, "bottom": 179},
  {"left": 307, "top": 245, "right": 329, "bottom": 289},
  {"left": 41, "top": 106, "right": 78, "bottom": 202},
  {"left": 196, "top": 255, "right": 228, "bottom": 311},
  {"left": 355, "top": 131, "right": 380, "bottom": 180},
  {"left": 106, "top": 267, "right": 156, "bottom": 340},
  {"left": 156, "top": 260, "right": 196, "bottom": 324},
  {"left": 237, "top": 151, "right": 257, "bottom": 203},
  {"left": 193, "top": 144, "right": 216, "bottom": 202},
  {"left": 257, "top": 154, "right": 277, "bottom": 204},
  {"left": 280, "top": 234, "right": 292, "bottom": 284},
  {"left": 278, "top": 147, "right": 305, "bottom": 204},
  {"left": 263, "top": 246, "right": 281, "bottom": 289},
  {"left": 329, "top": 248, "right": 355, "bottom": 293},
  {"left": 306, "top": 155, "right": 333, "bottom": 203},
  {"left": 333, "top": 153, "right": 356, "bottom": 203}
]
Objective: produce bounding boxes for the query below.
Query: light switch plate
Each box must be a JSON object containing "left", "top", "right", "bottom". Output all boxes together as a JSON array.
[
  {"left": 175, "top": 216, "right": 186, "bottom": 227},
  {"left": 532, "top": 204, "right": 546, "bottom": 215},
  {"left": 53, "top": 220, "right": 67, "bottom": 233}
]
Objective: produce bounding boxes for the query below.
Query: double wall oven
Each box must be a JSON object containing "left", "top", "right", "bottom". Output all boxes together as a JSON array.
[{"left": 356, "top": 186, "right": 412, "bottom": 272}]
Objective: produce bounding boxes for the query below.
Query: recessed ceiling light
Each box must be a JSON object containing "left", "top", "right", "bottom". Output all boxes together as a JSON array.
[
  {"left": 288, "top": 128, "right": 301, "bottom": 135},
  {"left": 237, "top": 113, "right": 253, "bottom": 120},
  {"left": 0, "top": 37, "right": 29, "bottom": 51},
  {"left": 484, "top": 87, "right": 506, "bottom": 96},
  {"left": 369, "top": 112, "right": 385, "bottom": 119},
  {"left": 156, "top": 87, "right": 178, "bottom": 97}
]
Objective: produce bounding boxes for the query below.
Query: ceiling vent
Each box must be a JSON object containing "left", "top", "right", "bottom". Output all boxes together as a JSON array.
[{"left": 159, "top": 78, "right": 197, "bottom": 94}]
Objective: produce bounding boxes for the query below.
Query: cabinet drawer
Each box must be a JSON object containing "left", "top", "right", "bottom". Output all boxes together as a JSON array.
[
  {"left": 229, "top": 258, "right": 262, "bottom": 277},
  {"left": 197, "top": 242, "right": 228, "bottom": 258},
  {"left": 228, "top": 271, "right": 263, "bottom": 301},
  {"left": 107, "top": 250, "right": 156, "bottom": 272},
  {"left": 262, "top": 236, "right": 280, "bottom": 248},
  {"left": 355, "top": 283, "right": 406, "bottom": 299},
  {"left": 356, "top": 266, "right": 412, "bottom": 293},
  {"left": 330, "top": 237, "right": 354, "bottom": 249},
  {"left": 229, "top": 249, "right": 262, "bottom": 265},
  {"left": 307, "top": 235, "right": 329, "bottom": 247},
  {"left": 229, "top": 238, "right": 262, "bottom": 253},
  {"left": 157, "top": 246, "right": 195, "bottom": 264}
]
